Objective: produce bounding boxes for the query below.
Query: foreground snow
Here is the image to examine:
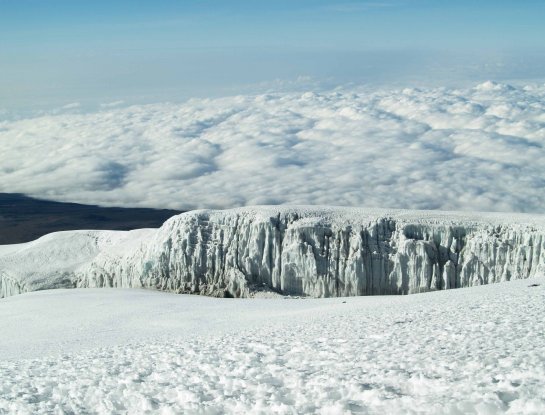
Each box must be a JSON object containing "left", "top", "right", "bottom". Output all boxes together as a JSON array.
[{"left": 1, "top": 278, "right": 544, "bottom": 414}]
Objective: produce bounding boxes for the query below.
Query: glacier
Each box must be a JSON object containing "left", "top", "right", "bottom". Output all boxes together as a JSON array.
[{"left": 1, "top": 206, "right": 545, "bottom": 299}]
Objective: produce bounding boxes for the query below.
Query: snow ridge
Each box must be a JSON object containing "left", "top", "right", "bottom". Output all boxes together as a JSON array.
[{"left": 2, "top": 206, "right": 545, "bottom": 298}]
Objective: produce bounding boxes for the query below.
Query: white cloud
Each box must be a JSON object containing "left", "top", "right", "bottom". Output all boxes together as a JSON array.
[
  {"left": 99, "top": 100, "right": 125, "bottom": 108},
  {"left": 61, "top": 102, "right": 81, "bottom": 110},
  {"left": 1, "top": 81, "right": 544, "bottom": 213}
]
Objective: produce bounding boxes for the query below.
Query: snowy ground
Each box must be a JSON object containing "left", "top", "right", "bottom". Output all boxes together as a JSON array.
[{"left": 1, "top": 278, "right": 544, "bottom": 414}]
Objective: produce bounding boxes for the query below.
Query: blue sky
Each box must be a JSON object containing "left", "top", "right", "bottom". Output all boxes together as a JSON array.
[{"left": 2, "top": 0, "right": 545, "bottom": 109}]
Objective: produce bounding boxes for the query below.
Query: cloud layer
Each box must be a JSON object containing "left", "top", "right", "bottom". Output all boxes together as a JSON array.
[{"left": 1, "top": 81, "right": 544, "bottom": 212}]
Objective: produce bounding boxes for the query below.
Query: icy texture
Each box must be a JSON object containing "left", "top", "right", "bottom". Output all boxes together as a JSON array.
[{"left": 2, "top": 206, "right": 544, "bottom": 298}]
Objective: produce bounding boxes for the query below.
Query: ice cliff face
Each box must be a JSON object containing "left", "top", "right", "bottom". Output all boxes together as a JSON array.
[{"left": 2, "top": 207, "right": 545, "bottom": 298}]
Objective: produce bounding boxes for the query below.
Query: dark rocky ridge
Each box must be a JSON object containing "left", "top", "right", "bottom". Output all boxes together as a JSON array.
[{"left": 0, "top": 193, "right": 182, "bottom": 245}]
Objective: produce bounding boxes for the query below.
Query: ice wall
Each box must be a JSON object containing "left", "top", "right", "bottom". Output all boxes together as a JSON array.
[{"left": 71, "top": 207, "right": 545, "bottom": 298}]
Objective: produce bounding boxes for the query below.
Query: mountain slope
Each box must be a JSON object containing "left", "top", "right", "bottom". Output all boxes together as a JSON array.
[{"left": 0, "top": 193, "right": 181, "bottom": 244}]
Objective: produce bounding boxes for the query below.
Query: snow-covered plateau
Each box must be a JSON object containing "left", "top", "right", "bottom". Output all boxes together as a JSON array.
[
  {"left": 1, "top": 277, "right": 544, "bottom": 414},
  {"left": 1, "top": 206, "right": 544, "bottom": 299}
]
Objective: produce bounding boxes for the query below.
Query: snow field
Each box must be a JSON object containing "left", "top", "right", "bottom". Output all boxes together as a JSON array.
[{"left": 1, "top": 277, "right": 544, "bottom": 414}]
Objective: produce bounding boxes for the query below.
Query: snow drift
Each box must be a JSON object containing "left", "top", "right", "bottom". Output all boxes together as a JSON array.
[{"left": 1, "top": 206, "right": 545, "bottom": 298}]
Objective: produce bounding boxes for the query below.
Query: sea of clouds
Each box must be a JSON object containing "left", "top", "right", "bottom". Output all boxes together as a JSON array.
[{"left": 1, "top": 81, "right": 544, "bottom": 212}]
